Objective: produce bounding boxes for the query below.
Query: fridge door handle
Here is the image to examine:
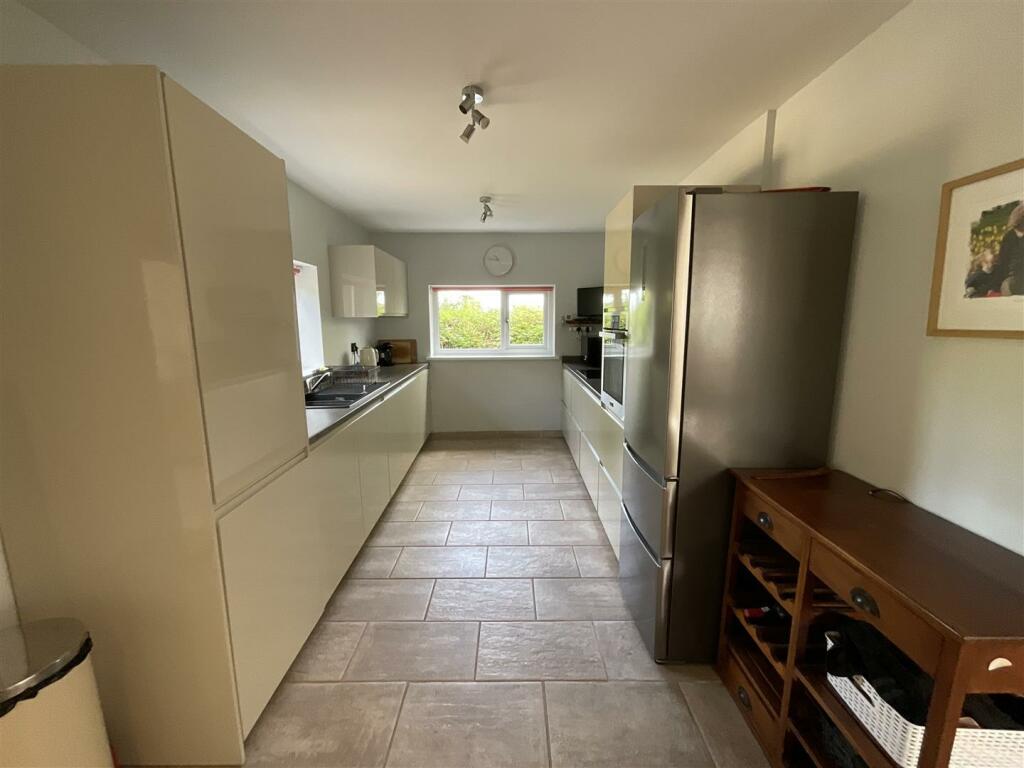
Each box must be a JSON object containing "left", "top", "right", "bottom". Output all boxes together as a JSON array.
[
  {"left": 621, "top": 501, "right": 660, "bottom": 568},
  {"left": 599, "top": 330, "right": 629, "bottom": 340},
  {"left": 623, "top": 441, "right": 667, "bottom": 489}
]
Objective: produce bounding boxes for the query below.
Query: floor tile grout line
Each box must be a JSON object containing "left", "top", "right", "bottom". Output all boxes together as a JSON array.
[
  {"left": 541, "top": 680, "right": 554, "bottom": 768},
  {"left": 381, "top": 681, "right": 409, "bottom": 768},
  {"left": 422, "top": 578, "right": 438, "bottom": 620},
  {"left": 472, "top": 621, "right": 482, "bottom": 681},
  {"left": 589, "top": 620, "right": 611, "bottom": 681},
  {"left": 336, "top": 621, "right": 370, "bottom": 681}
]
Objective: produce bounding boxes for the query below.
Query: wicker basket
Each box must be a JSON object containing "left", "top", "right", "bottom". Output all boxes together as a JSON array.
[{"left": 824, "top": 635, "right": 1024, "bottom": 768}]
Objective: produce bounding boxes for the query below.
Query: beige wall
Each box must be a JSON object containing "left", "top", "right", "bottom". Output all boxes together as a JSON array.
[
  {"left": 685, "top": 0, "right": 1024, "bottom": 553},
  {"left": 287, "top": 180, "right": 376, "bottom": 366},
  {"left": 372, "top": 232, "right": 604, "bottom": 432}
]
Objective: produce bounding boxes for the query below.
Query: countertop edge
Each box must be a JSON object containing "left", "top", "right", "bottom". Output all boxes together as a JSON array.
[{"left": 306, "top": 363, "right": 429, "bottom": 445}]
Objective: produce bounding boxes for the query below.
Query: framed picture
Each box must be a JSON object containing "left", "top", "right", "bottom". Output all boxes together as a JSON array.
[{"left": 927, "top": 158, "right": 1024, "bottom": 338}]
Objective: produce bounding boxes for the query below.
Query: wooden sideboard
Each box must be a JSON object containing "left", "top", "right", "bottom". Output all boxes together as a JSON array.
[{"left": 718, "top": 468, "right": 1024, "bottom": 768}]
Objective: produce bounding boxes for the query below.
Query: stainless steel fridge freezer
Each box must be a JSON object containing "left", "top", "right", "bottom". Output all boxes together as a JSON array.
[{"left": 618, "top": 187, "right": 858, "bottom": 662}]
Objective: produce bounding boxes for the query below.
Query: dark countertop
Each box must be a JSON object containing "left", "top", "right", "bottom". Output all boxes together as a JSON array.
[
  {"left": 561, "top": 356, "right": 601, "bottom": 398},
  {"left": 306, "top": 363, "right": 429, "bottom": 445}
]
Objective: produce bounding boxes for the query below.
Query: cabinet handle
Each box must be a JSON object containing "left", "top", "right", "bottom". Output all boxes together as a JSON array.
[
  {"left": 756, "top": 511, "right": 773, "bottom": 531},
  {"left": 737, "top": 685, "right": 752, "bottom": 711},
  {"left": 850, "top": 587, "right": 880, "bottom": 618}
]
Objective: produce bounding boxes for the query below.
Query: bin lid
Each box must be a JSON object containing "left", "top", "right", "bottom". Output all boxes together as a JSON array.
[{"left": 0, "top": 618, "right": 90, "bottom": 706}]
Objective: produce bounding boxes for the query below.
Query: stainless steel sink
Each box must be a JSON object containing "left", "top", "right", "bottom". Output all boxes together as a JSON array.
[{"left": 305, "top": 381, "right": 388, "bottom": 409}]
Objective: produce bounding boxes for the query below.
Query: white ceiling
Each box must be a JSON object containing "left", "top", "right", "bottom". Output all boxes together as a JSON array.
[{"left": 26, "top": 0, "right": 906, "bottom": 232}]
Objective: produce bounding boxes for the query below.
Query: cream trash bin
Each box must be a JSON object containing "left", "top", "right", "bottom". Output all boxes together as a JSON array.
[{"left": 0, "top": 618, "right": 112, "bottom": 767}]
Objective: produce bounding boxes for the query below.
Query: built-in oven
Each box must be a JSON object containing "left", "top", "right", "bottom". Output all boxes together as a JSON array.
[{"left": 599, "top": 328, "right": 627, "bottom": 421}]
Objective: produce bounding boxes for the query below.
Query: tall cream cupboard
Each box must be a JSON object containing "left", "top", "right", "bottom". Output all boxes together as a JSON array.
[{"left": 2, "top": 66, "right": 307, "bottom": 766}]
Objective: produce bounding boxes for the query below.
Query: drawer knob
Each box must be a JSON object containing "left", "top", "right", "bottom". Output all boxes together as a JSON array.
[
  {"left": 737, "top": 685, "right": 752, "bottom": 710},
  {"left": 850, "top": 587, "right": 880, "bottom": 617},
  {"left": 756, "top": 511, "right": 773, "bottom": 531}
]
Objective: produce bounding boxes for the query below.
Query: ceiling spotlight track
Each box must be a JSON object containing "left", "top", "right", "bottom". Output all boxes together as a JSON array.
[
  {"left": 458, "top": 84, "right": 489, "bottom": 142},
  {"left": 480, "top": 196, "right": 494, "bottom": 223}
]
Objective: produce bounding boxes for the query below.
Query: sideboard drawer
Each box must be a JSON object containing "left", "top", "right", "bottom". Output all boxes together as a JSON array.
[
  {"left": 719, "top": 645, "right": 777, "bottom": 754},
  {"left": 809, "top": 540, "right": 943, "bottom": 674},
  {"left": 738, "top": 487, "right": 806, "bottom": 558}
]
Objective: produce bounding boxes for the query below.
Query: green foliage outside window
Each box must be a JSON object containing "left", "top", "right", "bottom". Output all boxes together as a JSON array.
[
  {"left": 438, "top": 295, "right": 500, "bottom": 349},
  {"left": 509, "top": 304, "right": 544, "bottom": 345},
  {"left": 437, "top": 293, "right": 546, "bottom": 349}
]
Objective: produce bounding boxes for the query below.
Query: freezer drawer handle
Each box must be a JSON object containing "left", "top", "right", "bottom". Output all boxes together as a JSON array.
[
  {"left": 850, "top": 587, "right": 880, "bottom": 618},
  {"left": 737, "top": 685, "right": 752, "bottom": 711},
  {"left": 756, "top": 511, "right": 773, "bottom": 531}
]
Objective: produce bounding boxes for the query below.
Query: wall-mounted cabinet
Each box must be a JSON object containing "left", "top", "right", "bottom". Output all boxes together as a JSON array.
[
  {"left": 376, "top": 248, "right": 409, "bottom": 316},
  {"left": 328, "top": 244, "right": 408, "bottom": 318}
]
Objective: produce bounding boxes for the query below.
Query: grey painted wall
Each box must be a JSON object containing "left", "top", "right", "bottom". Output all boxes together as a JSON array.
[{"left": 372, "top": 232, "right": 604, "bottom": 432}]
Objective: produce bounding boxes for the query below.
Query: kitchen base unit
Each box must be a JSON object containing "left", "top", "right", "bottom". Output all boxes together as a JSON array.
[
  {"left": 561, "top": 364, "right": 625, "bottom": 558},
  {"left": 220, "top": 368, "right": 429, "bottom": 735}
]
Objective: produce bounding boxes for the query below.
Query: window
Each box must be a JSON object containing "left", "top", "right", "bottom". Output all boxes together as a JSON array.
[
  {"left": 429, "top": 285, "right": 555, "bottom": 358},
  {"left": 293, "top": 261, "right": 325, "bottom": 374}
]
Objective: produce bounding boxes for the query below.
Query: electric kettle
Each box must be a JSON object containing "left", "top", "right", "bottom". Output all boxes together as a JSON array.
[{"left": 358, "top": 346, "right": 379, "bottom": 367}]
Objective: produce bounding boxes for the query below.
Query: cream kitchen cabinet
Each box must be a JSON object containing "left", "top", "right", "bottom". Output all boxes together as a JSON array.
[
  {"left": 562, "top": 367, "right": 575, "bottom": 409},
  {"left": 597, "top": 464, "right": 622, "bottom": 558},
  {"left": 218, "top": 414, "right": 363, "bottom": 735},
  {"left": 164, "top": 79, "right": 307, "bottom": 507},
  {"left": 0, "top": 67, "right": 426, "bottom": 767},
  {"left": 0, "top": 66, "right": 310, "bottom": 766},
  {"left": 349, "top": 398, "right": 392, "bottom": 533},
  {"left": 328, "top": 245, "right": 408, "bottom": 318},
  {"left": 376, "top": 248, "right": 409, "bottom": 316},
  {"left": 562, "top": 368, "right": 625, "bottom": 559},
  {"left": 604, "top": 190, "right": 634, "bottom": 317},
  {"left": 385, "top": 370, "right": 429, "bottom": 493},
  {"left": 220, "top": 368, "right": 427, "bottom": 738}
]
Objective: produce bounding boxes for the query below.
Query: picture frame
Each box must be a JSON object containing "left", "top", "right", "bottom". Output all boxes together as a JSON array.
[{"left": 927, "top": 158, "right": 1024, "bottom": 339}]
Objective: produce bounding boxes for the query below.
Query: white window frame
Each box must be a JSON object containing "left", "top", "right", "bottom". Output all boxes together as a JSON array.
[
  {"left": 429, "top": 284, "right": 556, "bottom": 359},
  {"left": 293, "top": 260, "right": 325, "bottom": 374}
]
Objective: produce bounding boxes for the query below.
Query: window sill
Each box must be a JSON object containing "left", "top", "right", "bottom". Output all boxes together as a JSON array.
[{"left": 427, "top": 355, "right": 560, "bottom": 361}]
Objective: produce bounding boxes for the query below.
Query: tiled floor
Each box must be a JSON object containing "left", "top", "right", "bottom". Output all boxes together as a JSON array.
[{"left": 244, "top": 436, "right": 769, "bottom": 768}]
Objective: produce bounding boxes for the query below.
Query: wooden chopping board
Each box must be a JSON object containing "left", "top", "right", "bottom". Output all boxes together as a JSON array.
[{"left": 379, "top": 339, "right": 418, "bottom": 364}]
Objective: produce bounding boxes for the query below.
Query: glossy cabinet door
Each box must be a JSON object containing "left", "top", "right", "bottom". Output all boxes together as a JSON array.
[
  {"left": 349, "top": 401, "right": 392, "bottom": 533},
  {"left": 580, "top": 438, "right": 601, "bottom": 505},
  {"left": 564, "top": 408, "right": 582, "bottom": 465},
  {"left": 597, "top": 464, "right": 622, "bottom": 559},
  {"left": 375, "top": 248, "right": 409, "bottom": 317},
  {"left": 218, "top": 418, "right": 363, "bottom": 736},
  {"left": 163, "top": 77, "right": 307, "bottom": 507},
  {"left": 592, "top": 406, "right": 624, "bottom": 492},
  {"left": 604, "top": 190, "right": 634, "bottom": 315},
  {"left": 329, "top": 245, "right": 378, "bottom": 318},
  {"left": 561, "top": 368, "right": 574, "bottom": 409},
  {"left": 386, "top": 371, "right": 427, "bottom": 493},
  {"left": 391, "top": 257, "right": 409, "bottom": 315}
]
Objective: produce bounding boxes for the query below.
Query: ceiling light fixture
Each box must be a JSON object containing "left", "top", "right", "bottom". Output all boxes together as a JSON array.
[
  {"left": 471, "top": 108, "right": 490, "bottom": 129},
  {"left": 480, "top": 196, "right": 494, "bottom": 223},
  {"left": 458, "top": 85, "right": 484, "bottom": 115},
  {"left": 458, "top": 85, "right": 490, "bottom": 142}
]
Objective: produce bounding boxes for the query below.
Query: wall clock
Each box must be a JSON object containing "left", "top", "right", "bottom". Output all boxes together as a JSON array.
[{"left": 483, "top": 244, "right": 515, "bottom": 277}]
